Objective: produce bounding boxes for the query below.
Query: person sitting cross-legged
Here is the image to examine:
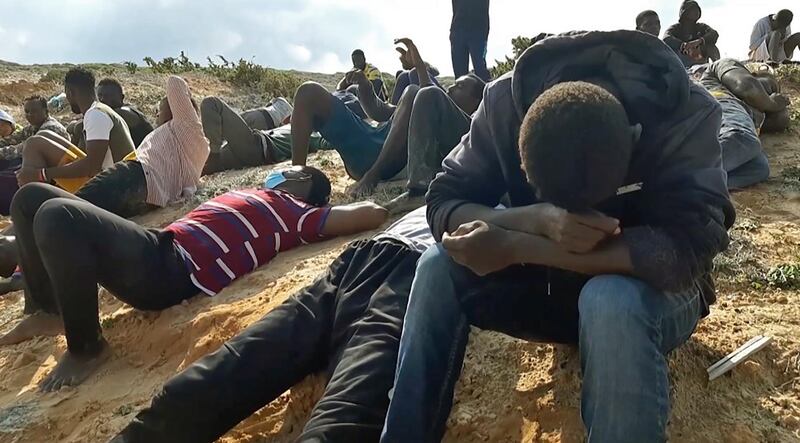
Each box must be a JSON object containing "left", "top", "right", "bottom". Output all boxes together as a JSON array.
[
  {"left": 0, "top": 166, "right": 388, "bottom": 392},
  {"left": 693, "top": 59, "right": 791, "bottom": 189},
  {"left": 111, "top": 206, "right": 432, "bottom": 443},
  {"left": 380, "top": 30, "right": 734, "bottom": 443},
  {"left": 345, "top": 38, "right": 485, "bottom": 211}
]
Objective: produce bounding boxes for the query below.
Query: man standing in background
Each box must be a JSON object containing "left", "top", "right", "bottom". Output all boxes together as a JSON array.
[{"left": 450, "top": 0, "right": 491, "bottom": 82}]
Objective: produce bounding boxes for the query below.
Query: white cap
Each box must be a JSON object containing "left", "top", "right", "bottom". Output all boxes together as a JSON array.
[
  {"left": 265, "top": 97, "right": 293, "bottom": 126},
  {"left": 0, "top": 108, "right": 15, "bottom": 126}
]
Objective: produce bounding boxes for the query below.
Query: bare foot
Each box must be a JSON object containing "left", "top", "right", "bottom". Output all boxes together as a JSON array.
[
  {"left": 346, "top": 178, "right": 378, "bottom": 198},
  {"left": 0, "top": 312, "right": 63, "bottom": 346},
  {"left": 385, "top": 191, "right": 425, "bottom": 215},
  {"left": 0, "top": 236, "right": 18, "bottom": 278},
  {"left": 0, "top": 274, "right": 24, "bottom": 296},
  {"left": 40, "top": 339, "right": 111, "bottom": 392}
]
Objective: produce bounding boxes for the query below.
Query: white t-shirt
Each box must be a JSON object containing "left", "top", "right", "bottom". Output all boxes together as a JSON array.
[
  {"left": 375, "top": 206, "right": 435, "bottom": 253},
  {"left": 82, "top": 102, "right": 116, "bottom": 168},
  {"left": 83, "top": 102, "right": 113, "bottom": 141}
]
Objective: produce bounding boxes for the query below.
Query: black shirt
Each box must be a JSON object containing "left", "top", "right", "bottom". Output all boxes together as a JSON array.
[{"left": 451, "top": 0, "right": 490, "bottom": 35}]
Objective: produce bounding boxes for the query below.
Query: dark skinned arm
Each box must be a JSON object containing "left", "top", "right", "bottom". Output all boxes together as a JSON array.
[
  {"left": 394, "top": 38, "right": 433, "bottom": 88},
  {"left": 321, "top": 202, "right": 389, "bottom": 236},
  {"left": 351, "top": 72, "right": 396, "bottom": 122},
  {"left": 44, "top": 139, "right": 108, "bottom": 179},
  {"left": 719, "top": 66, "right": 789, "bottom": 113},
  {"left": 507, "top": 230, "right": 633, "bottom": 275}
]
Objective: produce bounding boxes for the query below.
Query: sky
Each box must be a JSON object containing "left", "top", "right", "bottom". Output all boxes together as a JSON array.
[{"left": 0, "top": 0, "right": 790, "bottom": 75}]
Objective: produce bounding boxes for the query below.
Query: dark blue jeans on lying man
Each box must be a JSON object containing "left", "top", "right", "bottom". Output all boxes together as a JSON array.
[
  {"left": 381, "top": 244, "right": 703, "bottom": 443},
  {"left": 718, "top": 97, "right": 770, "bottom": 189}
]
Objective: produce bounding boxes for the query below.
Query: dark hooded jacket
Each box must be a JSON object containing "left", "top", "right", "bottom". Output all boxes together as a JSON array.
[
  {"left": 426, "top": 30, "right": 734, "bottom": 316},
  {"left": 664, "top": 1, "right": 719, "bottom": 66}
]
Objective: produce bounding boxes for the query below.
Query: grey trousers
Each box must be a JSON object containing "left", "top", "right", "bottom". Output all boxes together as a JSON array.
[
  {"left": 200, "top": 97, "right": 266, "bottom": 172},
  {"left": 406, "top": 87, "right": 471, "bottom": 193}
]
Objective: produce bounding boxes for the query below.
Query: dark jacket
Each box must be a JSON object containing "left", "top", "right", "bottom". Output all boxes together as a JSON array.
[{"left": 426, "top": 30, "right": 734, "bottom": 315}]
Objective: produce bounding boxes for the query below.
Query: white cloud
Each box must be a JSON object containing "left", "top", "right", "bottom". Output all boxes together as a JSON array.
[
  {"left": 0, "top": 0, "right": 792, "bottom": 73},
  {"left": 310, "top": 52, "right": 346, "bottom": 74},
  {"left": 287, "top": 44, "right": 312, "bottom": 63},
  {"left": 15, "top": 32, "right": 28, "bottom": 47}
]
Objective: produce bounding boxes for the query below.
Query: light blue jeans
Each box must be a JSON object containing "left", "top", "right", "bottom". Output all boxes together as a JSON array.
[{"left": 381, "top": 244, "right": 702, "bottom": 443}]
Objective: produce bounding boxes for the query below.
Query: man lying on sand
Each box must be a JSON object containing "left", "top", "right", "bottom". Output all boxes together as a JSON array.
[
  {"left": 750, "top": 9, "right": 800, "bottom": 63},
  {"left": 0, "top": 75, "right": 208, "bottom": 292},
  {"left": 381, "top": 30, "right": 733, "bottom": 442},
  {"left": 693, "top": 59, "right": 791, "bottom": 189},
  {"left": 664, "top": 0, "right": 721, "bottom": 67},
  {"left": 346, "top": 38, "right": 484, "bottom": 212},
  {"left": 239, "top": 96, "right": 293, "bottom": 131},
  {"left": 16, "top": 67, "right": 135, "bottom": 193},
  {"left": 292, "top": 38, "right": 483, "bottom": 204},
  {"left": 112, "top": 206, "right": 431, "bottom": 443},
  {"left": 200, "top": 96, "right": 333, "bottom": 174},
  {"left": 0, "top": 166, "right": 388, "bottom": 392}
]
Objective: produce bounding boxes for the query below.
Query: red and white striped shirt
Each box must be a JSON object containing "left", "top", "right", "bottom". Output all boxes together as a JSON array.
[
  {"left": 164, "top": 188, "right": 331, "bottom": 296},
  {"left": 136, "top": 76, "right": 210, "bottom": 206}
]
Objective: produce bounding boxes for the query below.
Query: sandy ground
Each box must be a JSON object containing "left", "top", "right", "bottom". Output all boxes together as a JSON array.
[{"left": 0, "top": 65, "right": 799, "bottom": 443}]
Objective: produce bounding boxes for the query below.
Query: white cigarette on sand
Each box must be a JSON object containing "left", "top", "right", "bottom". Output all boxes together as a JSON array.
[{"left": 707, "top": 335, "right": 773, "bottom": 381}]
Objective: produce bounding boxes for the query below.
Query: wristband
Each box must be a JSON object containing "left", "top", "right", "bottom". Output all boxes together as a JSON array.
[{"left": 40, "top": 168, "right": 48, "bottom": 183}]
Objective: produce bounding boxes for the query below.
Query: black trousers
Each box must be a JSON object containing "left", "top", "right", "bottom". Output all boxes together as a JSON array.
[
  {"left": 11, "top": 183, "right": 197, "bottom": 356},
  {"left": 75, "top": 160, "right": 157, "bottom": 219},
  {"left": 112, "top": 239, "right": 419, "bottom": 443}
]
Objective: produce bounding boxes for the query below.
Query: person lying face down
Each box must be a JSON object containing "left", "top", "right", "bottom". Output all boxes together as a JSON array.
[
  {"left": 692, "top": 59, "right": 791, "bottom": 189},
  {"left": 111, "top": 206, "right": 434, "bottom": 443},
  {"left": 750, "top": 9, "right": 800, "bottom": 63},
  {"left": 0, "top": 166, "right": 388, "bottom": 392}
]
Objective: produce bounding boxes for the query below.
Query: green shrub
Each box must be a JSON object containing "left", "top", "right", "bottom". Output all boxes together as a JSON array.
[
  {"left": 143, "top": 51, "right": 200, "bottom": 74},
  {"left": 40, "top": 68, "right": 68, "bottom": 83},
  {"left": 765, "top": 263, "right": 800, "bottom": 289},
  {"left": 206, "top": 56, "right": 303, "bottom": 99},
  {"left": 490, "top": 36, "right": 536, "bottom": 79},
  {"left": 123, "top": 61, "right": 138, "bottom": 74}
]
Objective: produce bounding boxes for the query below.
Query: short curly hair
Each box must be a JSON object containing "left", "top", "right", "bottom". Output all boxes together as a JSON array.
[
  {"left": 64, "top": 67, "right": 96, "bottom": 94},
  {"left": 518, "top": 81, "right": 634, "bottom": 211}
]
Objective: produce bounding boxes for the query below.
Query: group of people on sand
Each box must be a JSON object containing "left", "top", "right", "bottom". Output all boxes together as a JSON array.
[
  {"left": 0, "top": 0, "right": 796, "bottom": 441},
  {"left": 635, "top": 5, "right": 800, "bottom": 66}
]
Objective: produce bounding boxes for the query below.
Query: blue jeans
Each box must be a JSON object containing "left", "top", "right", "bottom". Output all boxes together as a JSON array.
[
  {"left": 381, "top": 244, "right": 702, "bottom": 443},
  {"left": 450, "top": 31, "right": 490, "bottom": 81},
  {"left": 718, "top": 97, "right": 770, "bottom": 189}
]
